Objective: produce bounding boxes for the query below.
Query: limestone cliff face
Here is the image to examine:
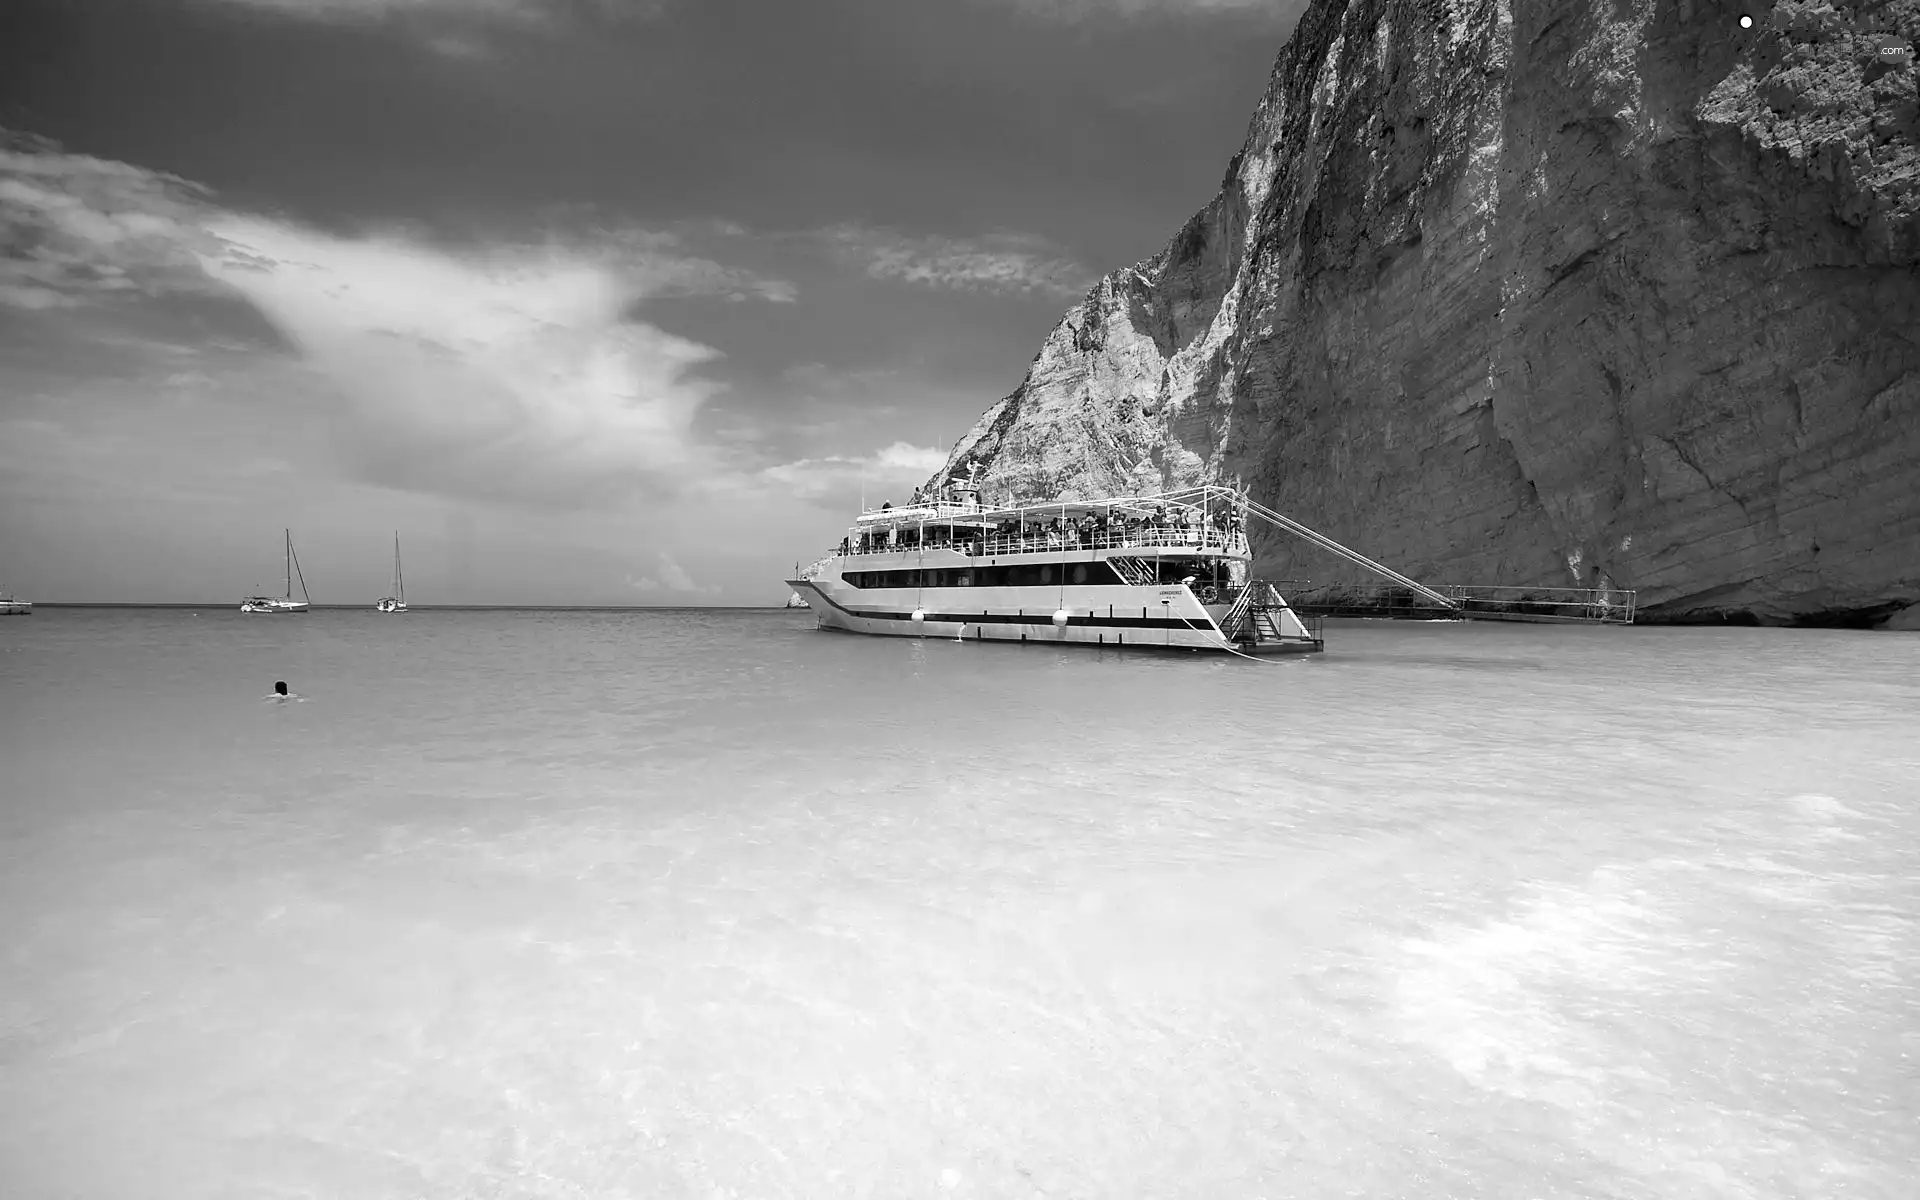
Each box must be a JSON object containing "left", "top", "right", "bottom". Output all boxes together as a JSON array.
[{"left": 928, "top": 0, "right": 1920, "bottom": 624}]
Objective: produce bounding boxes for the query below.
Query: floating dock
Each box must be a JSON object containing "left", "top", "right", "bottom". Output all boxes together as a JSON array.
[{"left": 1285, "top": 583, "right": 1636, "bottom": 624}]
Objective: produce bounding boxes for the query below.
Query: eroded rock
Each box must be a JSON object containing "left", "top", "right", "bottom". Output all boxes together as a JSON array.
[{"left": 925, "top": 0, "right": 1920, "bottom": 623}]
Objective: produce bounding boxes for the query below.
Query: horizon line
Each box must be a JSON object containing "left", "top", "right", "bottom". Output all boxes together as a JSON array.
[{"left": 23, "top": 602, "right": 797, "bottom": 611}]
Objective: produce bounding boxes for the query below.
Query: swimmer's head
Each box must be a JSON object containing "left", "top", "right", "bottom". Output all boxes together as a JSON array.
[{"left": 274, "top": 681, "right": 288, "bottom": 696}]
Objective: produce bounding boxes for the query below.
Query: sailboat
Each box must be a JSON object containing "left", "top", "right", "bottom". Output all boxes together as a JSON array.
[
  {"left": 241, "top": 529, "right": 312, "bottom": 613},
  {"left": 375, "top": 533, "right": 408, "bottom": 613}
]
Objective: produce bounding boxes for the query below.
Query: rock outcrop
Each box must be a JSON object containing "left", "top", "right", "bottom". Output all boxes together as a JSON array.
[{"left": 926, "top": 0, "right": 1920, "bottom": 625}]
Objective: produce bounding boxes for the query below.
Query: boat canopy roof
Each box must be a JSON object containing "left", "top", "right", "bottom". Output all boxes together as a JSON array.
[{"left": 849, "top": 485, "right": 1246, "bottom": 531}]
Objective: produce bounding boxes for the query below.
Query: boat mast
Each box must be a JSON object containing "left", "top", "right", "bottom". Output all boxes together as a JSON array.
[
  {"left": 394, "top": 532, "right": 404, "bottom": 603},
  {"left": 287, "top": 530, "right": 311, "bottom": 604},
  {"left": 284, "top": 529, "right": 291, "bottom": 600}
]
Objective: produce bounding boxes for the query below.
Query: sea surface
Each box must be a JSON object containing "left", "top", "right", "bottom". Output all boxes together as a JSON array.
[{"left": 1, "top": 607, "right": 1915, "bottom": 1200}]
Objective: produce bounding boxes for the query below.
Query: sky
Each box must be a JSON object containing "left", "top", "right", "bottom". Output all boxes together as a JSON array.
[{"left": 0, "top": 0, "right": 1304, "bottom": 605}]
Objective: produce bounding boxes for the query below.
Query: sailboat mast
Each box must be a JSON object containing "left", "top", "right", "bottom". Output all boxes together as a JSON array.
[
  {"left": 395, "top": 533, "right": 404, "bottom": 604},
  {"left": 285, "top": 528, "right": 291, "bottom": 599}
]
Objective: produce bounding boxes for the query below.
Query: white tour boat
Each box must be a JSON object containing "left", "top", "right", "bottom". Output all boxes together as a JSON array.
[
  {"left": 785, "top": 482, "right": 1324, "bottom": 655},
  {"left": 241, "top": 529, "right": 312, "bottom": 614},
  {"left": 0, "top": 590, "right": 29, "bottom": 616},
  {"left": 375, "top": 532, "right": 408, "bottom": 613}
]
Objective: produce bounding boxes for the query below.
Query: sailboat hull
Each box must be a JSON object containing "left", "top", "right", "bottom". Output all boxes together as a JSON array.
[
  {"left": 243, "top": 529, "right": 312, "bottom": 613},
  {"left": 374, "top": 599, "right": 407, "bottom": 613}
]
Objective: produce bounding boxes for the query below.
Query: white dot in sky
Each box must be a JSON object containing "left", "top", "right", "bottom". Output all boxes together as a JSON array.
[{"left": 1740, "top": 15, "right": 1753, "bottom": 28}]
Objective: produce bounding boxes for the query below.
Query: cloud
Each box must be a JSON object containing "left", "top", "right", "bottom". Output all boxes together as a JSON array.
[
  {"left": 198, "top": 218, "right": 728, "bottom": 506},
  {"left": 190, "top": 0, "right": 668, "bottom": 58},
  {"left": 994, "top": 0, "right": 1295, "bottom": 19},
  {"left": 756, "top": 441, "right": 949, "bottom": 505},
  {"left": 0, "top": 130, "right": 798, "bottom": 509},
  {"left": 194, "top": 0, "right": 659, "bottom": 25},
  {"left": 817, "top": 225, "right": 1094, "bottom": 299},
  {"left": 203, "top": 0, "right": 1285, "bottom": 30},
  {"left": 0, "top": 131, "right": 224, "bottom": 306},
  {"left": 625, "top": 552, "right": 718, "bottom": 596}
]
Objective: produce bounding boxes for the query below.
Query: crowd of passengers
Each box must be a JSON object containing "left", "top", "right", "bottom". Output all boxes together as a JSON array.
[{"left": 841, "top": 504, "right": 1243, "bottom": 556}]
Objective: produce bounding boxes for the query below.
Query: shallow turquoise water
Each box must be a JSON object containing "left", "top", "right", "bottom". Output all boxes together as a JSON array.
[{"left": 2, "top": 608, "right": 1916, "bottom": 1199}]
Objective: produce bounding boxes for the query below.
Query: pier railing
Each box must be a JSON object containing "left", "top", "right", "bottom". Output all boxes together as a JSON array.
[
  {"left": 1284, "top": 583, "right": 1637, "bottom": 623},
  {"left": 1443, "top": 585, "right": 1638, "bottom": 624}
]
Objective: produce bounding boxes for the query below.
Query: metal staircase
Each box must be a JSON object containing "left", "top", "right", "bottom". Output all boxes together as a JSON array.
[
  {"left": 1251, "top": 606, "right": 1290, "bottom": 641},
  {"left": 1106, "top": 557, "right": 1159, "bottom": 586},
  {"left": 1218, "top": 586, "right": 1258, "bottom": 641},
  {"left": 1218, "top": 580, "right": 1321, "bottom": 649}
]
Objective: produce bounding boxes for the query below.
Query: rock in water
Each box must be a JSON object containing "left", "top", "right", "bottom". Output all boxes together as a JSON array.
[{"left": 924, "top": 0, "right": 1920, "bottom": 625}]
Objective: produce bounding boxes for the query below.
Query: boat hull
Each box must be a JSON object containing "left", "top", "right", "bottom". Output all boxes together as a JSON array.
[
  {"left": 240, "top": 600, "right": 309, "bottom": 613},
  {"left": 0, "top": 601, "right": 29, "bottom": 615},
  {"left": 375, "top": 599, "right": 408, "bottom": 613},
  {"left": 785, "top": 576, "right": 1319, "bottom": 655}
]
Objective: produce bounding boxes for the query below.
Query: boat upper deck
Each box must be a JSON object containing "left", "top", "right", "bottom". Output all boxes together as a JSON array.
[
  {"left": 842, "top": 524, "right": 1247, "bottom": 559},
  {"left": 837, "top": 485, "right": 1249, "bottom": 561}
]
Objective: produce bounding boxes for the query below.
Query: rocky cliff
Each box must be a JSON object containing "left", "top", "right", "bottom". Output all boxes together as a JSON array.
[{"left": 926, "top": 0, "right": 1920, "bottom": 625}]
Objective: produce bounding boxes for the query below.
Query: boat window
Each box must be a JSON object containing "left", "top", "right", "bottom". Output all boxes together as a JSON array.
[{"left": 843, "top": 562, "right": 1136, "bottom": 588}]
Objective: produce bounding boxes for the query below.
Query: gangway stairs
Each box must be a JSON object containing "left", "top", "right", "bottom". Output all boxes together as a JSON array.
[{"left": 1216, "top": 580, "right": 1323, "bottom": 654}]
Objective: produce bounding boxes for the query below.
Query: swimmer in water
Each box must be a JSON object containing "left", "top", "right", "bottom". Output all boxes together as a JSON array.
[{"left": 264, "top": 680, "right": 302, "bottom": 702}]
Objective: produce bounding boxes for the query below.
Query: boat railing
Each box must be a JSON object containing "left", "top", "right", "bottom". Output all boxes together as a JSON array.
[
  {"left": 857, "top": 500, "right": 988, "bottom": 523},
  {"left": 835, "top": 526, "right": 1250, "bottom": 559}
]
